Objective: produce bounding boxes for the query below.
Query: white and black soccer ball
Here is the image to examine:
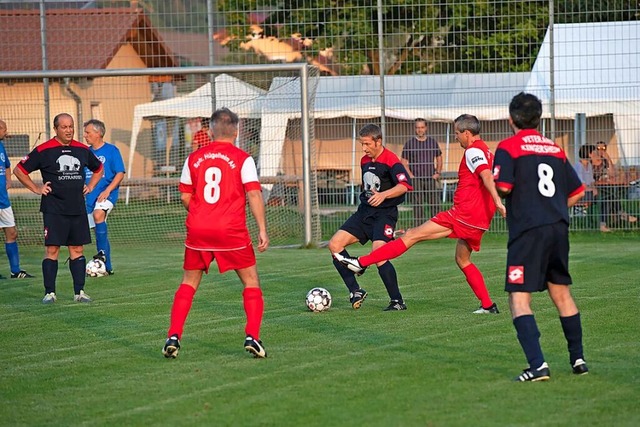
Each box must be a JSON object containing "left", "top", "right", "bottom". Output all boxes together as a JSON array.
[
  {"left": 86, "top": 259, "right": 108, "bottom": 277},
  {"left": 305, "top": 287, "right": 332, "bottom": 312}
]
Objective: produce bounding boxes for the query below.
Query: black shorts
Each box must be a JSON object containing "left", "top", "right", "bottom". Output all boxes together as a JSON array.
[
  {"left": 340, "top": 204, "right": 398, "bottom": 245},
  {"left": 504, "top": 221, "right": 572, "bottom": 293},
  {"left": 43, "top": 212, "right": 92, "bottom": 246}
]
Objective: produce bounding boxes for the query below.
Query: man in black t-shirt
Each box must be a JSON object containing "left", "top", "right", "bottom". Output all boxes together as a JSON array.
[
  {"left": 494, "top": 93, "right": 588, "bottom": 382},
  {"left": 14, "top": 113, "right": 103, "bottom": 304},
  {"left": 328, "top": 124, "right": 413, "bottom": 311}
]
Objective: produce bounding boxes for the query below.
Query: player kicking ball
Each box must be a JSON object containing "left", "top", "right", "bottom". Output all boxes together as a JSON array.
[{"left": 335, "top": 114, "right": 506, "bottom": 314}]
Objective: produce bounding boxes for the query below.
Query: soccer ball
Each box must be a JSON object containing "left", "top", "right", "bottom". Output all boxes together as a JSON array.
[
  {"left": 305, "top": 287, "right": 332, "bottom": 312},
  {"left": 86, "top": 259, "right": 108, "bottom": 277}
]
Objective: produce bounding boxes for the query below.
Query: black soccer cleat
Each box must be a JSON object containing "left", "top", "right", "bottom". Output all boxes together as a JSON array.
[
  {"left": 11, "top": 270, "right": 35, "bottom": 279},
  {"left": 244, "top": 335, "right": 267, "bottom": 358},
  {"left": 349, "top": 288, "right": 368, "bottom": 310},
  {"left": 514, "top": 362, "right": 551, "bottom": 382},
  {"left": 93, "top": 250, "right": 107, "bottom": 263},
  {"left": 383, "top": 300, "right": 407, "bottom": 311},
  {"left": 473, "top": 302, "right": 499, "bottom": 314},
  {"left": 162, "top": 335, "right": 181, "bottom": 359},
  {"left": 333, "top": 252, "right": 367, "bottom": 276},
  {"left": 572, "top": 358, "right": 589, "bottom": 375}
]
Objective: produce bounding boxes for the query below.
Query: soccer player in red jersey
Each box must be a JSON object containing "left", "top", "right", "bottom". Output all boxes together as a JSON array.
[
  {"left": 163, "top": 108, "right": 269, "bottom": 359},
  {"left": 335, "top": 114, "right": 506, "bottom": 313},
  {"left": 494, "top": 93, "right": 588, "bottom": 381}
]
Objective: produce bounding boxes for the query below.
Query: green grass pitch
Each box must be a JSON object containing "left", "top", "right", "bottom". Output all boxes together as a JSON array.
[{"left": 1, "top": 233, "right": 638, "bottom": 426}]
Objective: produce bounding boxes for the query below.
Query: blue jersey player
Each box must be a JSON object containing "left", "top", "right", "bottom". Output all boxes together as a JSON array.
[
  {"left": 83, "top": 119, "right": 125, "bottom": 275},
  {"left": 0, "top": 119, "right": 34, "bottom": 279},
  {"left": 328, "top": 124, "right": 413, "bottom": 311},
  {"left": 494, "top": 92, "right": 588, "bottom": 381}
]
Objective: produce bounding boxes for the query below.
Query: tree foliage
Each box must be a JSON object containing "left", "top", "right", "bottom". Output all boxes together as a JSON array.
[{"left": 141, "top": 0, "right": 639, "bottom": 75}]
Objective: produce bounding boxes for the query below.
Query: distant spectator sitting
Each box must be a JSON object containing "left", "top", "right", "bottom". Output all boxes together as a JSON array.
[{"left": 192, "top": 117, "right": 213, "bottom": 152}]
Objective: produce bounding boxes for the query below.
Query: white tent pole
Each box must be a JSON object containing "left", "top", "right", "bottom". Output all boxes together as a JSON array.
[
  {"left": 351, "top": 118, "right": 357, "bottom": 205},
  {"left": 442, "top": 122, "right": 451, "bottom": 203}
]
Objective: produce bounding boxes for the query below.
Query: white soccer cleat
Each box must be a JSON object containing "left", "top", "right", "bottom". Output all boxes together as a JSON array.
[
  {"left": 42, "top": 292, "right": 57, "bottom": 304},
  {"left": 333, "top": 252, "right": 366, "bottom": 275},
  {"left": 74, "top": 290, "right": 92, "bottom": 303}
]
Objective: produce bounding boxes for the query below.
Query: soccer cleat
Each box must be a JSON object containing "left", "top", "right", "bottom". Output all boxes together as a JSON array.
[
  {"left": 244, "top": 335, "right": 267, "bottom": 358},
  {"left": 42, "top": 292, "right": 57, "bottom": 304},
  {"left": 473, "top": 302, "right": 500, "bottom": 314},
  {"left": 333, "top": 252, "right": 366, "bottom": 275},
  {"left": 11, "top": 270, "right": 35, "bottom": 279},
  {"left": 74, "top": 290, "right": 92, "bottom": 303},
  {"left": 93, "top": 250, "right": 107, "bottom": 263},
  {"left": 572, "top": 358, "right": 589, "bottom": 375},
  {"left": 162, "top": 335, "right": 181, "bottom": 358},
  {"left": 393, "top": 229, "right": 406, "bottom": 238},
  {"left": 383, "top": 300, "right": 407, "bottom": 311},
  {"left": 515, "top": 362, "right": 551, "bottom": 382},
  {"left": 349, "top": 288, "right": 368, "bottom": 309}
]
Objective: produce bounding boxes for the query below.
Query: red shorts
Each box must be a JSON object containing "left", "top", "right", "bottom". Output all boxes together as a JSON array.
[
  {"left": 431, "top": 210, "right": 486, "bottom": 252},
  {"left": 183, "top": 245, "right": 256, "bottom": 274}
]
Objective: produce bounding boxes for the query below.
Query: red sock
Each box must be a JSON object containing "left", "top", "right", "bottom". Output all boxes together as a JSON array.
[
  {"left": 167, "top": 284, "right": 196, "bottom": 338},
  {"left": 461, "top": 263, "right": 493, "bottom": 308},
  {"left": 243, "top": 287, "right": 264, "bottom": 339},
  {"left": 359, "top": 239, "right": 408, "bottom": 267}
]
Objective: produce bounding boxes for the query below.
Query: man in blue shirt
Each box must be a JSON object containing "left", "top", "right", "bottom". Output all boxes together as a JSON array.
[
  {"left": 83, "top": 119, "right": 125, "bottom": 275},
  {"left": 0, "top": 119, "right": 34, "bottom": 279}
]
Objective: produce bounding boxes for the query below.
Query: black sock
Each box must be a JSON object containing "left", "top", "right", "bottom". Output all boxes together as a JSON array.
[
  {"left": 513, "top": 314, "right": 545, "bottom": 369},
  {"left": 332, "top": 250, "right": 360, "bottom": 293},
  {"left": 560, "top": 313, "right": 584, "bottom": 364},
  {"left": 377, "top": 261, "right": 402, "bottom": 301},
  {"left": 69, "top": 256, "right": 86, "bottom": 294},
  {"left": 42, "top": 258, "right": 58, "bottom": 294}
]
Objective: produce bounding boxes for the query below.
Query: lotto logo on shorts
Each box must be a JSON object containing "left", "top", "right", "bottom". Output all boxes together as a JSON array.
[
  {"left": 508, "top": 266, "right": 524, "bottom": 284},
  {"left": 384, "top": 224, "right": 394, "bottom": 238}
]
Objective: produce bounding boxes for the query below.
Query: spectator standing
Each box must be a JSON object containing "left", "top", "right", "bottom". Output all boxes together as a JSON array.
[
  {"left": 401, "top": 118, "right": 443, "bottom": 227},
  {"left": 328, "top": 124, "right": 413, "bottom": 311},
  {"left": 163, "top": 108, "right": 269, "bottom": 359},
  {"left": 494, "top": 92, "right": 588, "bottom": 381},
  {"left": 0, "top": 119, "right": 34, "bottom": 279},
  {"left": 13, "top": 113, "right": 103, "bottom": 303},
  {"left": 336, "top": 115, "right": 505, "bottom": 314},
  {"left": 83, "top": 119, "right": 126, "bottom": 275}
]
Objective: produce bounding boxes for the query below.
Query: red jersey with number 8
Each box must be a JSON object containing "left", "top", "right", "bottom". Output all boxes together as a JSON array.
[{"left": 179, "top": 141, "right": 261, "bottom": 250}]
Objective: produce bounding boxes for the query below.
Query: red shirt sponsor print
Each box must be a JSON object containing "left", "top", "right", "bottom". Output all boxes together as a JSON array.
[{"left": 508, "top": 265, "right": 524, "bottom": 284}]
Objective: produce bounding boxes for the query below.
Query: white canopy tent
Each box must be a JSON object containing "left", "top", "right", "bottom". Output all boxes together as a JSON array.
[
  {"left": 259, "top": 72, "right": 530, "bottom": 179},
  {"left": 525, "top": 21, "right": 640, "bottom": 165},
  {"left": 127, "top": 73, "right": 267, "bottom": 179}
]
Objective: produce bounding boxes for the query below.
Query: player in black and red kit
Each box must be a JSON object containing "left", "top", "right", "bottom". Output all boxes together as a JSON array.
[
  {"left": 494, "top": 92, "right": 588, "bottom": 381},
  {"left": 162, "top": 108, "right": 269, "bottom": 359},
  {"left": 328, "top": 124, "right": 413, "bottom": 311},
  {"left": 14, "top": 113, "right": 103, "bottom": 304},
  {"left": 336, "top": 115, "right": 506, "bottom": 314}
]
